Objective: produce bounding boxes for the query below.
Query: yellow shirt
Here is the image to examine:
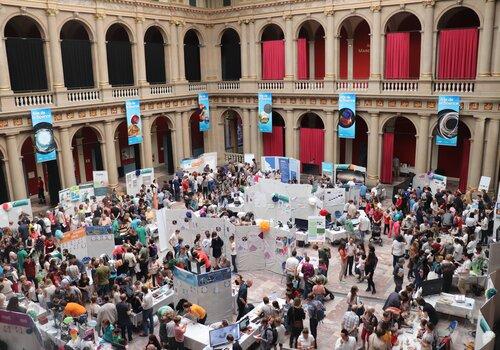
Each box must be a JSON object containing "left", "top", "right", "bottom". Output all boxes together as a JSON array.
[
  {"left": 64, "top": 302, "right": 87, "bottom": 317},
  {"left": 190, "top": 304, "right": 206, "bottom": 319}
]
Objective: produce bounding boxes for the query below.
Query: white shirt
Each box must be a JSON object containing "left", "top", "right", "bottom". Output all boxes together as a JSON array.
[
  {"left": 392, "top": 240, "right": 406, "bottom": 256},
  {"left": 230, "top": 242, "right": 237, "bottom": 256},
  {"left": 142, "top": 292, "right": 154, "bottom": 310},
  {"left": 465, "top": 216, "right": 477, "bottom": 227},
  {"left": 358, "top": 215, "right": 370, "bottom": 231},
  {"left": 285, "top": 257, "right": 299, "bottom": 275},
  {"left": 169, "top": 232, "right": 180, "bottom": 247},
  {"left": 334, "top": 336, "right": 357, "bottom": 350},
  {"left": 298, "top": 334, "right": 315, "bottom": 348}
]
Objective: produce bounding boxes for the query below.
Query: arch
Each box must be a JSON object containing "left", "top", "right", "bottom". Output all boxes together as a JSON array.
[
  {"left": 295, "top": 18, "right": 326, "bottom": 40},
  {"left": 436, "top": 6, "right": 481, "bottom": 30},
  {"left": 221, "top": 109, "right": 243, "bottom": 154},
  {"left": 340, "top": 115, "right": 369, "bottom": 167},
  {"left": 60, "top": 20, "right": 95, "bottom": 89},
  {"left": 298, "top": 112, "right": 325, "bottom": 174},
  {"left": 145, "top": 25, "right": 167, "bottom": 84},
  {"left": 336, "top": 13, "right": 372, "bottom": 37},
  {"left": 115, "top": 120, "right": 141, "bottom": 176},
  {"left": 217, "top": 25, "right": 241, "bottom": 45},
  {"left": 338, "top": 16, "right": 371, "bottom": 80},
  {"left": 144, "top": 24, "right": 169, "bottom": 44},
  {"left": 181, "top": 26, "right": 205, "bottom": 46},
  {"left": 4, "top": 15, "right": 48, "bottom": 92},
  {"left": 297, "top": 20, "right": 326, "bottom": 80},
  {"left": 184, "top": 29, "right": 202, "bottom": 82},
  {"left": 297, "top": 111, "right": 325, "bottom": 129},
  {"left": 220, "top": 28, "right": 241, "bottom": 81},
  {"left": 261, "top": 23, "right": 285, "bottom": 80},
  {"left": 189, "top": 111, "right": 205, "bottom": 157},
  {"left": 263, "top": 110, "right": 285, "bottom": 157},
  {"left": 105, "top": 21, "right": 134, "bottom": 42},
  {"left": 383, "top": 10, "right": 423, "bottom": 33},
  {"left": 106, "top": 23, "right": 134, "bottom": 86},
  {"left": 151, "top": 115, "right": 174, "bottom": 174},
  {"left": 260, "top": 23, "right": 284, "bottom": 41},
  {"left": 71, "top": 126, "right": 104, "bottom": 184}
]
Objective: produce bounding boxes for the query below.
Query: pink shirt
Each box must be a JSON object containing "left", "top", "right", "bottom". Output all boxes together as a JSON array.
[
  {"left": 174, "top": 324, "right": 185, "bottom": 342},
  {"left": 392, "top": 221, "right": 401, "bottom": 236}
]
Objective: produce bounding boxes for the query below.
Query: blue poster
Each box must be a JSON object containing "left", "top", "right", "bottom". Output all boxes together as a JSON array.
[
  {"left": 436, "top": 96, "right": 460, "bottom": 146},
  {"left": 31, "top": 108, "right": 56, "bottom": 163},
  {"left": 198, "top": 92, "right": 210, "bottom": 132},
  {"left": 322, "top": 162, "right": 333, "bottom": 176},
  {"left": 258, "top": 92, "right": 273, "bottom": 133},
  {"left": 264, "top": 156, "right": 276, "bottom": 170},
  {"left": 338, "top": 93, "right": 356, "bottom": 139},
  {"left": 289, "top": 158, "right": 300, "bottom": 181},
  {"left": 279, "top": 158, "right": 290, "bottom": 183},
  {"left": 125, "top": 99, "right": 143, "bottom": 145}
]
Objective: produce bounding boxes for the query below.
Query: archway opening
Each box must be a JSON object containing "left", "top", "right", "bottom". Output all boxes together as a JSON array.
[
  {"left": 145, "top": 26, "right": 167, "bottom": 84},
  {"left": 5, "top": 16, "right": 47, "bottom": 92},
  {"left": 106, "top": 24, "right": 134, "bottom": 86},
  {"left": 220, "top": 28, "right": 241, "bottom": 81},
  {"left": 299, "top": 113, "right": 324, "bottom": 174},
  {"left": 21, "top": 137, "right": 61, "bottom": 205},
  {"left": 261, "top": 24, "right": 285, "bottom": 80},
  {"left": 380, "top": 116, "right": 416, "bottom": 184},
  {"left": 0, "top": 151, "right": 9, "bottom": 203},
  {"left": 222, "top": 110, "right": 243, "bottom": 154},
  {"left": 71, "top": 127, "right": 104, "bottom": 184},
  {"left": 60, "top": 20, "right": 94, "bottom": 89},
  {"left": 297, "top": 21, "right": 325, "bottom": 80},
  {"left": 184, "top": 30, "right": 201, "bottom": 82},
  {"left": 436, "top": 7, "right": 480, "bottom": 79},
  {"left": 263, "top": 111, "right": 285, "bottom": 156},
  {"left": 385, "top": 12, "right": 421, "bottom": 79},
  {"left": 189, "top": 111, "right": 205, "bottom": 157},
  {"left": 152, "top": 116, "right": 174, "bottom": 174},
  {"left": 339, "top": 17, "right": 370, "bottom": 79},
  {"left": 339, "top": 116, "right": 368, "bottom": 167},
  {"left": 115, "top": 121, "right": 141, "bottom": 177}
]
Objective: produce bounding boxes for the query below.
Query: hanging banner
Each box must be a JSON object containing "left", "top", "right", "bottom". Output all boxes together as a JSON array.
[
  {"left": 258, "top": 92, "right": 273, "bottom": 133},
  {"left": 198, "top": 92, "right": 210, "bottom": 132},
  {"left": 31, "top": 108, "right": 56, "bottom": 163},
  {"left": 436, "top": 95, "right": 460, "bottom": 146},
  {"left": 126, "top": 99, "right": 142, "bottom": 145},
  {"left": 279, "top": 157, "right": 290, "bottom": 183},
  {"left": 93, "top": 170, "right": 109, "bottom": 198},
  {"left": 289, "top": 158, "right": 300, "bottom": 182},
  {"left": 338, "top": 93, "right": 356, "bottom": 139}
]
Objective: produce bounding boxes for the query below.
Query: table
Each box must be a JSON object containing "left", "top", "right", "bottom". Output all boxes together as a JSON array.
[
  {"left": 37, "top": 318, "right": 100, "bottom": 349},
  {"left": 425, "top": 292, "right": 476, "bottom": 320},
  {"left": 146, "top": 223, "right": 158, "bottom": 238},
  {"left": 325, "top": 228, "right": 348, "bottom": 242},
  {"left": 131, "top": 286, "right": 176, "bottom": 326},
  {"left": 452, "top": 273, "right": 488, "bottom": 289},
  {"left": 295, "top": 231, "right": 309, "bottom": 245}
]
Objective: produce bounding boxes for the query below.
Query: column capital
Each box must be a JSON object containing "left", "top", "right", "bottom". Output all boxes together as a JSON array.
[
  {"left": 422, "top": 0, "right": 435, "bottom": 8},
  {"left": 46, "top": 8, "right": 59, "bottom": 16},
  {"left": 369, "top": 112, "right": 380, "bottom": 118},
  {"left": 474, "top": 115, "right": 488, "bottom": 122},
  {"left": 94, "top": 12, "right": 106, "bottom": 20},
  {"left": 135, "top": 16, "right": 145, "bottom": 23},
  {"left": 283, "top": 14, "right": 293, "bottom": 21},
  {"left": 324, "top": 9, "right": 335, "bottom": 16},
  {"left": 370, "top": 5, "right": 381, "bottom": 13}
]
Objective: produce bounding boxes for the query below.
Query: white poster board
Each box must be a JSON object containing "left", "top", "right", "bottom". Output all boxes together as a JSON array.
[
  {"left": 59, "top": 226, "right": 114, "bottom": 261},
  {"left": 59, "top": 188, "right": 75, "bottom": 215},
  {"left": 478, "top": 176, "right": 491, "bottom": 192},
  {"left": 78, "top": 183, "right": 95, "bottom": 202},
  {"left": 180, "top": 152, "right": 217, "bottom": 173},
  {"left": 0, "top": 199, "right": 33, "bottom": 228},
  {"left": 0, "top": 310, "right": 43, "bottom": 350},
  {"left": 126, "top": 168, "right": 155, "bottom": 196},
  {"left": 157, "top": 208, "right": 195, "bottom": 252},
  {"left": 412, "top": 173, "right": 447, "bottom": 193},
  {"left": 234, "top": 225, "right": 266, "bottom": 271},
  {"left": 244, "top": 153, "right": 255, "bottom": 164},
  {"left": 307, "top": 216, "right": 326, "bottom": 242},
  {"left": 93, "top": 170, "right": 109, "bottom": 198},
  {"left": 263, "top": 227, "right": 296, "bottom": 275},
  {"left": 59, "top": 228, "right": 87, "bottom": 260},
  {"left": 322, "top": 188, "right": 346, "bottom": 213}
]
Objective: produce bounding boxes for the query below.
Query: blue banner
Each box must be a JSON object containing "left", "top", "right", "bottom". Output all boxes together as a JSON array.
[
  {"left": 126, "top": 99, "right": 143, "bottom": 145},
  {"left": 173, "top": 267, "right": 199, "bottom": 286},
  {"left": 322, "top": 162, "right": 333, "bottom": 176},
  {"left": 85, "top": 225, "right": 112, "bottom": 236},
  {"left": 198, "top": 92, "right": 210, "bottom": 132},
  {"left": 31, "top": 108, "right": 56, "bottom": 163},
  {"left": 338, "top": 93, "right": 356, "bottom": 139},
  {"left": 279, "top": 158, "right": 290, "bottom": 183},
  {"left": 289, "top": 158, "right": 300, "bottom": 182},
  {"left": 436, "top": 96, "right": 460, "bottom": 146},
  {"left": 258, "top": 92, "right": 273, "bottom": 133},
  {"left": 197, "top": 268, "right": 231, "bottom": 286}
]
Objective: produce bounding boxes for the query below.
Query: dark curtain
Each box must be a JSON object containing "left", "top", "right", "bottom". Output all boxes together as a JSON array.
[
  {"left": 6, "top": 38, "right": 48, "bottom": 92},
  {"left": 106, "top": 41, "right": 134, "bottom": 86},
  {"left": 0, "top": 161, "right": 9, "bottom": 203},
  {"left": 61, "top": 40, "right": 94, "bottom": 89},
  {"left": 45, "top": 160, "right": 61, "bottom": 206},
  {"left": 184, "top": 44, "right": 201, "bottom": 82},
  {"left": 221, "top": 43, "right": 241, "bottom": 80},
  {"left": 145, "top": 42, "right": 166, "bottom": 84}
]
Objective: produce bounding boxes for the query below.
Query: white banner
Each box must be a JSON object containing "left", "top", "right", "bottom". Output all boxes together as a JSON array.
[
  {"left": 478, "top": 176, "right": 491, "bottom": 192},
  {"left": 0, "top": 199, "right": 33, "bottom": 228},
  {"left": 126, "top": 168, "right": 155, "bottom": 196},
  {"left": 180, "top": 152, "right": 217, "bottom": 173}
]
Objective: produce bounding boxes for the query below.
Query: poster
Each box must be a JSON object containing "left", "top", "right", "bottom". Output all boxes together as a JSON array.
[
  {"left": 59, "top": 228, "right": 87, "bottom": 260},
  {"left": 322, "top": 162, "right": 334, "bottom": 176},
  {"left": 436, "top": 95, "right": 460, "bottom": 146},
  {"left": 307, "top": 216, "right": 326, "bottom": 242},
  {"left": 0, "top": 199, "right": 33, "bottom": 229},
  {"left": 180, "top": 152, "right": 217, "bottom": 173},
  {"left": 93, "top": 170, "right": 109, "bottom": 198},
  {"left": 478, "top": 176, "right": 491, "bottom": 192},
  {"left": 125, "top": 168, "right": 155, "bottom": 196},
  {"left": 334, "top": 164, "right": 366, "bottom": 183},
  {"left": 244, "top": 153, "right": 255, "bottom": 164},
  {"left": 258, "top": 92, "right": 273, "bottom": 133},
  {"left": 0, "top": 309, "right": 43, "bottom": 350},
  {"left": 69, "top": 185, "right": 80, "bottom": 202},
  {"left": 289, "top": 158, "right": 300, "bottom": 182},
  {"left": 198, "top": 92, "right": 210, "bottom": 132},
  {"left": 126, "top": 99, "right": 142, "bottom": 145},
  {"left": 31, "top": 108, "right": 56, "bottom": 163},
  {"left": 279, "top": 158, "right": 290, "bottom": 183},
  {"left": 338, "top": 93, "right": 356, "bottom": 139},
  {"left": 58, "top": 188, "right": 73, "bottom": 214},
  {"left": 85, "top": 226, "right": 114, "bottom": 259},
  {"left": 261, "top": 156, "right": 300, "bottom": 183}
]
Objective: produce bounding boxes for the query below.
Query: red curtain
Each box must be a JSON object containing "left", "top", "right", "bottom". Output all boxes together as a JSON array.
[
  {"left": 297, "top": 38, "right": 309, "bottom": 80},
  {"left": 300, "top": 128, "right": 324, "bottom": 165},
  {"left": 353, "top": 21, "right": 370, "bottom": 79},
  {"left": 314, "top": 38, "right": 325, "bottom": 79},
  {"left": 409, "top": 32, "right": 421, "bottom": 78},
  {"left": 385, "top": 32, "right": 410, "bottom": 79},
  {"left": 458, "top": 139, "right": 471, "bottom": 192},
  {"left": 438, "top": 28, "right": 478, "bottom": 79},
  {"left": 262, "top": 40, "right": 285, "bottom": 80},
  {"left": 380, "top": 132, "right": 394, "bottom": 184},
  {"left": 263, "top": 126, "right": 284, "bottom": 156}
]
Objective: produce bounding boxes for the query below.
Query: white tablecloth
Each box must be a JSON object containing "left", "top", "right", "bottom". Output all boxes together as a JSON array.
[
  {"left": 131, "top": 286, "right": 176, "bottom": 326},
  {"left": 325, "top": 228, "right": 348, "bottom": 242},
  {"left": 425, "top": 292, "right": 476, "bottom": 320},
  {"left": 295, "top": 231, "right": 309, "bottom": 244}
]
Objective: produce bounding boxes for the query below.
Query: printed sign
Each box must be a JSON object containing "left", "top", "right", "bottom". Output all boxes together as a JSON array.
[
  {"left": 125, "top": 168, "right": 155, "bottom": 196},
  {"left": 338, "top": 93, "right": 356, "bottom": 139},
  {"left": 308, "top": 216, "right": 326, "bottom": 242},
  {"left": 244, "top": 153, "right": 255, "bottom": 164},
  {"left": 436, "top": 96, "right": 460, "bottom": 146},
  {"left": 180, "top": 152, "right": 217, "bottom": 173},
  {"left": 198, "top": 92, "right": 210, "bottom": 132},
  {"left": 93, "top": 170, "right": 109, "bottom": 198},
  {"left": 478, "top": 176, "right": 491, "bottom": 192},
  {"left": 126, "top": 99, "right": 142, "bottom": 145},
  {"left": 258, "top": 92, "right": 273, "bottom": 133},
  {"left": 31, "top": 108, "right": 56, "bottom": 163},
  {"left": 279, "top": 158, "right": 290, "bottom": 183},
  {"left": 322, "top": 162, "right": 334, "bottom": 176}
]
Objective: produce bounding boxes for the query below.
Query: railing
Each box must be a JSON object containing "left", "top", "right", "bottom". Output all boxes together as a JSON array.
[
  {"left": 381, "top": 80, "right": 419, "bottom": 93},
  {"left": 294, "top": 80, "right": 324, "bottom": 91},
  {"left": 14, "top": 92, "right": 54, "bottom": 107},
  {"left": 188, "top": 83, "right": 207, "bottom": 92},
  {"left": 336, "top": 80, "right": 369, "bottom": 92},
  {"left": 432, "top": 80, "right": 475, "bottom": 93},
  {"left": 258, "top": 81, "right": 284, "bottom": 90},
  {"left": 112, "top": 87, "right": 139, "bottom": 98},
  {"left": 66, "top": 88, "right": 101, "bottom": 102},
  {"left": 217, "top": 81, "right": 240, "bottom": 90},
  {"left": 150, "top": 84, "right": 173, "bottom": 95},
  {"left": 224, "top": 152, "right": 244, "bottom": 163}
]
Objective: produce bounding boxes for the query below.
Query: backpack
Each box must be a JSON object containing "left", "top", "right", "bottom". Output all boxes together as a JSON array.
[
  {"left": 314, "top": 302, "right": 326, "bottom": 321},
  {"left": 264, "top": 326, "right": 278, "bottom": 346}
]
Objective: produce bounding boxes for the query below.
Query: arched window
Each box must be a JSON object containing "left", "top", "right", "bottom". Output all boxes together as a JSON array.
[
  {"left": 184, "top": 30, "right": 201, "bottom": 82},
  {"left": 145, "top": 26, "right": 167, "bottom": 84},
  {"left": 338, "top": 17, "right": 370, "bottom": 79},
  {"left": 261, "top": 24, "right": 285, "bottom": 80},
  {"left": 297, "top": 20, "right": 325, "bottom": 80},
  {"left": 220, "top": 29, "right": 241, "bottom": 81},
  {"left": 106, "top": 24, "right": 134, "bottom": 86}
]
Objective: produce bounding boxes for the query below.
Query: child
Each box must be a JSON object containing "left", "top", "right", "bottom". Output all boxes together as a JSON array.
[
  {"left": 355, "top": 254, "right": 366, "bottom": 282},
  {"left": 273, "top": 317, "right": 286, "bottom": 350}
]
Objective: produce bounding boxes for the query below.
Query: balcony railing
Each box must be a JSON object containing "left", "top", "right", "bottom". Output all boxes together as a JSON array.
[
  {"left": 224, "top": 152, "right": 244, "bottom": 163},
  {"left": 67, "top": 88, "right": 101, "bottom": 102},
  {"left": 14, "top": 92, "right": 54, "bottom": 108},
  {"left": 381, "top": 80, "right": 419, "bottom": 93},
  {"left": 432, "top": 80, "right": 475, "bottom": 94},
  {"left": 217, "top": 81, "right": 240, "bottom": 90},
  {"left": 258, "top": 81, "right": 284, "bottom": 90},
  {"left": 188, "top": 83, "right": 207, "bottom": 92},
  {"left": 150, "top": 84, "right": 173, "bottom": 95},
  {"left": 294, "top": 80, "right": 324, "bottom": 91},
  {"left": 336, "top": 80, "right": 369, "bottom": 92},
  {"left": 112, "top": 87, "right": 139, "bottom": 99}
]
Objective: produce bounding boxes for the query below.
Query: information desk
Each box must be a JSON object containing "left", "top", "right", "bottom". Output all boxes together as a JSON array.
[
  {"left": 131, "top": 285, "right": 176, "bottom": 326},
  {"left": 424, "top": 292, "right": 476, "bottom": 321}
]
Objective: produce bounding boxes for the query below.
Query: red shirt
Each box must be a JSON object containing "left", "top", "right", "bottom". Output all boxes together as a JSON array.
[
  {"left": 24, "top": 260, "right": 36, "bottom": 278},
  {"left": 339, "top": 248, "right": 348, "bottom": 263},
  {"left": 373, "top": 210, "right": 383, "bottom": 222},
  {"left": 44, "top": 239, "right": 55, "bottom": 253},
  {"left": 197, "top": 250, "right": 211, "bottom": 269}
]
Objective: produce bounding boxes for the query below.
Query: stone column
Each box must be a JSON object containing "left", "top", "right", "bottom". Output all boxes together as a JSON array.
[
  {"left": 173, "top": 112, "right": 184, "bottom": 161},
  {"left": 285, "top": 109, "right": 295, "bottom": 158},
  {"left": 0, "top": 35, "right": 12, "bottom": 93},
  {"left": 332, "top": 111, "right": 339, "bottom": 163},
  {"left": 75, "top": 138, "right": 86, "bottom": 182},
  {"left": 6, "top": 135, "right": 27, "bottom": 200},
  {"left": 249, "top": 20, "right": 257, "bottom": 79},
  {"left": 468, "top": 116, "right": 486, "bottom": 188},
  {"left": 95, "top": 13, "right": 109, "bottom": 87},
  {"left": 324, "top": 10, "right": 335, "bottom": 79},
  {"left": 177, "top": 23, "right": 187, "bottom": 82},
  {"left": 370, "top": 5, "right": 381, "bottom": 79},
  {"left": 240, "top": 21, "right": 249, "bottom": 79},
  {"left": 104, "top": 121, "right": 119, "bottom": 188},
  {"left": 47, "top": 9, "right": 65, "bottom": 91},
  {"left": 169, "top": 21, "right": 180, "bottom": 82},
  {"left": 250, "top": 109, "right": 261, "bottom": 158},
  {"left": 483, "top": 118, "right": 499, "bottom": 180},
  {"left": 135, "top": 17, "right": 148, "bottom": 85},
  {"left": 494, "top": 13, "right": 500, "bottom": 76},
  {"left": 366, "top": 113, "right": 380, "bottom": 186},
  {"left": 324, "top": 111, "right": 334, "bottom": 162},
  {"left": 420, "top": 2, "right": 434, "bottom": 79},
  {"left": 284, "top": 15, "right": 294, "bottom": 80},
  {"left": 478, "top": 0, "right": 496, "bottom": 77},
  {"left": 142, "top": 116, "right": 153, "bottom": 168},
  {"left": 415, "top": 115, "right": 430, "bottom": 174},
  {"left": 242, "top": 109, "right": 251, "bottom": 154},
  {"left": 347, "top": 39, "right": 354, "bottom": 80},
  {"left": 59, "top": 128, "right": 77, "bottom": 187},
  {"left": 181, "top": 112, "right": 191, "bottom": 158}
]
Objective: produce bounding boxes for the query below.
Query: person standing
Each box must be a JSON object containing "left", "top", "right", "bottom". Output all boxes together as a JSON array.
[
  {"left": 393, "top": 258, "right": 405, "bottom": 293},
  {"left": 116, "top": 294, "right": 133, "bottom": 343},
  {"left": 173, "top": 316, "right": 187, "bottom": 350},
  {"left": 211, "top": 232, "right": 224, "bottom": 268},
  {"left": 300, "top": 257, "right": 315, "bottom": 299},
  {"left": 338, "top": 243, "right": 348, "bottom": 282},
  {"left": 140, "top": 286, "right": 154, "bottom": 336},
  {"left": 229, "top": 235, "right": 238, "bottom": 273},
  {"left": 365, "top": 245, "right": 378, "bottom": 294},
  {"left": 345, "top": 238, "right": 356, "bottom": 277},
  {"left": 305, "top": 293, "right": 324, "bottom": 348},
  {"left": 287, "top": 298, "right": 306, "bottom": 348},
  {"left": 237, "top": 279, "right": 252, "bottom": 320},
  {"left": 95, "top": 260, "right": 111, "bottom": 297},
  {"left": 391, "top": 236, "right": 406, "bottom": 268},
  {"left": 37, "top": 177, "right": 46, "bottom": 204}
]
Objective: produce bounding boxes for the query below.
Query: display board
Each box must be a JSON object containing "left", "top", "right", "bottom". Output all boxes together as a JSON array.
[
  {"left": 412, "top": 173, "right": 447, "bottom": 193},
  {"left": 260, "top": 157, "right": 301, "bottom": 183},
  {"left": 0, "top": 199, "right": 33, "bottom": 228},
  {"left": 264, "top": 227, "right": 296, "bottom": 275},
  {"left": 126, "top": 168, "right": 155, "bottom": 196},
  {"left": 180, "top": 152, "right": 217, "bottom": 173},
  {"left": 59, "top": 227, "right": 87, "bottom": 260},
  {"left": 307, "top": 216, "right": 326, "bottom": 242},
  {"left": 59, "top": 226, "right": 114, "bottom": 261},
  {"left": 93, "top": 170, "right": 109, "bottom": 198},
  {"left": 0, "top": 310, "right": 43, "bottom": 349},
  {"left": 78, "top": 183, "right": 95, "bottom": 202},
  {"left": 479, "top": 176, "right": 491, "bottom": 192},
  {"left": 334, "top": 164, "right": 366, "bottom": 184},
  {"left": 322, "top": 188, "right": 346, "bottom": 215}
]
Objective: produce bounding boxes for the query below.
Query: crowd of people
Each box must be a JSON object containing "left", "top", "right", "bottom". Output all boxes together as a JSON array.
[{"left": 0, "top": 159, "right": 494, "bottom": 350}]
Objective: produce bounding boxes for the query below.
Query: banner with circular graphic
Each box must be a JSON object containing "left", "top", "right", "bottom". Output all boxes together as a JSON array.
[
  {"left": 338, "top": 93, "right": 356, "bottom": 139},
  {"left": 198, "top": 92, "right": 210, "bottom": 132},
  {"left": 126, "top": 99, "right": 143, "bottom": 145},
  {"left": 258, "top": 92, "right": 273, "bottom": 133},
  {"left": 31, "top": 108, "right": 56, "bottom": 163},
  {"left": 436, "top": 95, "right": 460, "bottom": 146}
]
